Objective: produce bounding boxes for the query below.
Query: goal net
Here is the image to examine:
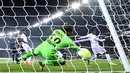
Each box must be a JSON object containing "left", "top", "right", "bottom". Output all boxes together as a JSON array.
[{"left": 0, "top": 0, "right": 130, "bottom": 72}]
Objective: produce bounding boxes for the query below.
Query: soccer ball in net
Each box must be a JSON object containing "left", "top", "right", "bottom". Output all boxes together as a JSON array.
[{"left": 77, "top": 48, "right": 91, "bottom": 60}]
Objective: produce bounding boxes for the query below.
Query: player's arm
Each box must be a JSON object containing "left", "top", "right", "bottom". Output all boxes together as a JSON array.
[
  {"left": 78, "top": 34, "right": 90, "bottom": 39},
  {"left": 122, "top": 30, "right": 130, "bottom": 37},
  {"left": 76, "top": 34, "right": 90, "bottom": 43},
  {"left": 96, "top": 36, "right": 105, "bottom": 41},
  {"left": 18, "top": 33, "right": 28, "bottom": 44},
  {"left": 123, "top": 30, "right": 130, "bottom": 35},
  {"left": 17, "top": 38, "right": 26, "bottom": 43},
  {"left": 21, "top": 39, "right": 28, "bottom": 44},
  {"left": 74, "top": 39, "right": 89, "bottom": 43},
  {"left": 70, "top": 44, "right": 80, "bottom": 51},
  {"left": 68, "top": 38, "right": 80, "bottom": 51},
  {"left": 17, "top": 36, "right": 28, "bottom": 44},
  {"left": 56, "top": 28, "right": 80, "bottom": 51}
]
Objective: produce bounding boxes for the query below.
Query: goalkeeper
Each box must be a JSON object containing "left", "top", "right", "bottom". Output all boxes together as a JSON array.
[{"left": 17, "top": 25, "right": 81, "bottom": 71}]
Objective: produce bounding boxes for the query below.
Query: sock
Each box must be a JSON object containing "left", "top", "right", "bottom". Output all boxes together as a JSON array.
[
  {"left": 105, "top": 54, "right": 112, "bottom": 63},
  {"left": 90, "top": 54, "right": 97, "bottom": 60},
  {"left": 12, "top": 54, "right": 14, "bottom": 61},
  {"left": 15, "top": 54, "right": 19, "bottom": 62}
]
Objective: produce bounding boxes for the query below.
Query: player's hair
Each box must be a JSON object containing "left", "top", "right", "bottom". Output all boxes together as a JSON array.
[
  {"left": 63, "top": 25, "right": 73, "bottom": 33},
  {"left": 19, "top": 28, "right": 26, "bottom": 34}
]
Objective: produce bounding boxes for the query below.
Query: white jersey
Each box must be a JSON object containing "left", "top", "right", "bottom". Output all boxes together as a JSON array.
[
  {"left": 21, "top": 33, "right": 28, "bottom": 43},
  {"left": 84, "top": 33, "right": 101, "bottom": 48},
  {"left": 79, "top": 33, "right": 106, "bottom": 54},
  {"left": 20, "top": 33, "right": 32, "bottom": 52}
]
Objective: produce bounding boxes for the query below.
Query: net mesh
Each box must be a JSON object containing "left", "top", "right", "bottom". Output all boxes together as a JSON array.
[{"left": 0, "top": 0, "right": 130, "bottom": 72}]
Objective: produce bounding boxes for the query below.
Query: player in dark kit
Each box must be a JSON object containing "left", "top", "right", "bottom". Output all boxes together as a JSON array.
[{"left": 7, "top": 36, "right": 19, "bottom": 64}]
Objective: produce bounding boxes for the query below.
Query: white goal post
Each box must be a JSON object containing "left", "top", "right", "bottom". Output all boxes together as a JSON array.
[{"left": 97, "top": 0, "right": 130, "bottom": 71}]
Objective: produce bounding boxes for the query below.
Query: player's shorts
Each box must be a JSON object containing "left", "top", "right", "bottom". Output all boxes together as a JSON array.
[
  {"left": 11, "top": 49, "right": 18, "bottom": 53},
  {"left": 20, "top": 48, "right": 25, "bottom": 53},
  {"left": 92, "top": 46, "right": 106, "bottom": 54},
  {"left": 22, "top": 43, "right": 32, "bottom": 52}
]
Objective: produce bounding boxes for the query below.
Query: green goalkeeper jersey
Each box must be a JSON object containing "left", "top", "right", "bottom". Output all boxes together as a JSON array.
[{"left": 34, "top": 29, "right": 80, "bottom": 57}]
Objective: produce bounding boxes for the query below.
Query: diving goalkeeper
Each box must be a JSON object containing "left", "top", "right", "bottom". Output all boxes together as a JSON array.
[{"left": 17, "top": 25, "right": 81, "bottom": 71}]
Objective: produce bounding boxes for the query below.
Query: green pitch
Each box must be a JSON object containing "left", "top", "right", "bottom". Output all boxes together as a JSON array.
[{"left": 0, "top": 59, "right": 128, "bottom": 72}]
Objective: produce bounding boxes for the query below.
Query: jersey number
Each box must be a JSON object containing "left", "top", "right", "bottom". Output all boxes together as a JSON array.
[
  {"left": 48, "top": 34, "right": 61, "bottom": 46},
  {"left": 54, "top": 38, "right": 61, "bottom": 44}
]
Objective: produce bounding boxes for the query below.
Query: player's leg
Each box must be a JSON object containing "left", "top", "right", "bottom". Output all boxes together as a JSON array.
[
  {"left": 92, "top": 46, "right": 115, "bottom": 65},
  {"left": 16, "top": 52, "right": 33, "bottom": 64},
  {"left": 21, "top": 43, "right": 32, "bottom": 58},
  {"left": 18, "top": 52, "right": 33, "bottom": 60},
  {"left": 39, "top": 53, "right": 66, "bottom": 71},
  {"left": 91, "top": 48, "right": 98, "bottom": 60},
  {"left": 96, "top": 53, "right": 100, "bottom": 58},
  {"left": 55, "top": 51, "right": 67, "bottom": 65},
  {"left": 38, "top": 62, "right": 44, "bottom": 71},
  {"left": 39, "top": 59, "right": 54, "bottom": 71},
  {"left": 94, "top": 46, "right": 106, "bottom": 59},
  {"left": 13, "top": 50, "right": 20, "bottom": 64},
  {"left": 90, "top": 54, "right": 96, "bottom": 60},
  {"left": 16, "top": 48, "right": 38, "bottom": 63},
  {"left": 88, "top": 59, "right": 90, "bottom": 65},
  {"left": 97, "top": 46, "right": 117, "bottom": 65},
  {"left": 55, "top": 56, "right": 66, "bottom": 66},
  {"left": 15, "top": 51, "right": 20, "bottom": 64},
  {"left": 104, "top": 52, "right": 117, "bottom": 65},
  {"left": 11, "top": 50, "right": 15, "bottom": 63},
  {"left": 23, "top": 44, "right": 33, "bottom": 66}
]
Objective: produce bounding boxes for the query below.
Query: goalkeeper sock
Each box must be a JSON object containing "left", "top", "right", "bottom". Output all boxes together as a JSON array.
[{"left": 39, "top": 62, "right": 44, "bottom": 71}]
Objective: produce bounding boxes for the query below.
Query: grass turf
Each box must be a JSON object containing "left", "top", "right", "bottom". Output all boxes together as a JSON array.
[{"left": 0, "top": 59, "right": 127, "bottom": 72}]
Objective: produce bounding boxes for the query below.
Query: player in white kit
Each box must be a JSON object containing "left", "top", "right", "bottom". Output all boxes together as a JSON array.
[
  {"left": 18, "top": 29, "right": 32, "bottom": 66},
  {"left": 78, "top": 30, "right": 117, "bottom": 65}
]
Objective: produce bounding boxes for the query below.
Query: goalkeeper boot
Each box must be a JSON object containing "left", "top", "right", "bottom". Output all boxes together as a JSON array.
[
  {"left": 40, "top": 65, "right": 44, "bottom": 71},
  {"left": 15, "top": 57, "right": 21, "bottom": 64},
  {"left": 39, "top": 62, "right": 44, "bottom": 71},
  {"left": 63, "top": 63, "right": 68, "bottom": 66},
  {"left": 25, "top": 60, "right": 33, "bottom": 66},
  {"left": 109, "top": 62, "right": 117, "bottom": 65},
  {"left": 16, "top": 57, "right": 25, "bottom": 62},
  {"left": 15, "top": 60, "right": 20, "bottom": 64}
]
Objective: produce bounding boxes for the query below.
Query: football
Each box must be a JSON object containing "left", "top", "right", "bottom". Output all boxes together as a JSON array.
[{"left": 78, "top": 48, "right": 91, "bottom": 59}]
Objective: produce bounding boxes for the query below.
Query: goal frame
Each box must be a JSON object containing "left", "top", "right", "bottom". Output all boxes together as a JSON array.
[{"left": 97, "top": 0, "right": 130, "bottom": 71}]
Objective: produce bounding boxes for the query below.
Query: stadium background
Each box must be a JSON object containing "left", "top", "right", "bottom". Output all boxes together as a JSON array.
[{"left": 0, "top": 0, "right": 129, "bottom": 59}]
